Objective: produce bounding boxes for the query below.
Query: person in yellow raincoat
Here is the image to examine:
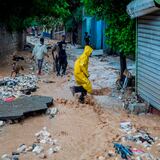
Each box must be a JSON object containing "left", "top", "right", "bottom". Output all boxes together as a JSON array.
[{"left": 70, "top": 40, "right": 93, "bottom": 103}]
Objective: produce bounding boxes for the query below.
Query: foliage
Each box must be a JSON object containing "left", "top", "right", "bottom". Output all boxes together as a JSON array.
[
  {"left": 64, "top": 0, "right": 83, "bottom": 32},
  {"left": 0, "top": 0, "right": 70, "bottom": 31},
  {"left": 38, "top": 16, "right": 63, "bottom": 30},
  {"left": 83, "top": 0, "right": 136, "bottom": 55}
]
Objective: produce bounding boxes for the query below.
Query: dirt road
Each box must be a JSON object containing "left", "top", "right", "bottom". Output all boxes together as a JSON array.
[{"left": 0, "top": 51, "right": 160, "bottom": 160}]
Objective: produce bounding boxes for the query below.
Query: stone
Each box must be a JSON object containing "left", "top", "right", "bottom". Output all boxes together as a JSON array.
[
  {"left": 120, "top": 121, "right": 132, "bottom": 132},
  {"left": 0, "top": 120, "right": 4, "bottom": 127},
  {"left": 53, "top": 146, "right": 61, "bottom": 153},
  {"left": 17, "top": 144, "right": 27, "bottom": 153},
  {"left": 107, "top": 150, "right": 115, "bottom": 157},
  {"left": 26, "top": 146, "right": 33, "bottom": 152},
  {"left": 0, "top": 75, "right": 38, "bottom": 100},
  {"left": 35, "top": 127, "right": 54, "bottom": 145},
  {"left": 136, "top": 156, "right": 143, "bottom": 160},
  {"left": 155, "top": 137, "right": 159, "bottom": 141},
  {"left": 1, "top": 154, "right": 11, "bottom": 160},
  {"left": 128, "top": 103, "right": 149, "bottom": 115},
  {"left": 47, "top": 148, "right": 54, "bottom": 155},
  {"left": 46, "top": 108, "right": 58, "bottom": 118},
  {"left": 11, "top": 155, "right": 19, "bottom": 160},
  {"left": 98, "top": 156, "right": 105, "bottom": 160},
  {"left": 39, "top": 153, "right": 47, "bottom": 159},
  {"left": 32, "top": 145, "right": 44, "bottom": 155}
]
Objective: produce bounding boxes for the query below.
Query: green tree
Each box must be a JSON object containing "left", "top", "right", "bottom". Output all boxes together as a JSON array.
[
  {"left": 83, "top": 0, "right": 136, "bottom": 79},
  {"left": 0, "top": 0, "right": 70, "bottom": 31},
  {"left": 64, "top": 0, "right": 83, "bottom": 42}
]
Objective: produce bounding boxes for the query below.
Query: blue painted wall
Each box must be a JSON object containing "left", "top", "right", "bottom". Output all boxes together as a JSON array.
[{"left": 82, "top": 16, "right": 107, "bottom": 49}]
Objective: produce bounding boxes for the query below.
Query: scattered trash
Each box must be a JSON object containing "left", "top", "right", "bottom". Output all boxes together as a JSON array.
[
  {"left": 124, "top": 130, "right": 155, "bottom": 147},
  {"left": 120, "top": 121, "right": 132, "bottom": 132},
  {"left": 3, "top": 97, "right": 16, "bottom": 102},
  {"left": 113, "top": 143, "right": 133, "bottom": 159},
  {"left": 43, "top": 80, "right": 55, "bottom": 83},
  {"left": 132, "top": 149, "right": 144, "bottom": 155}
]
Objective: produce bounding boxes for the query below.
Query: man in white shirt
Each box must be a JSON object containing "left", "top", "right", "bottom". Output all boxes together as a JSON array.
[{"left": 32, "top": 37, "right": 49, "bottom": 75}]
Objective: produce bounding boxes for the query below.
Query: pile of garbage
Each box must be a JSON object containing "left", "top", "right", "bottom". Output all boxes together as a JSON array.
[
  {"left": 1, "top": 127, "right": 61, "bottom": 160},
  {"left": 97, "top": 121, "right": 160, "bottom": 160},
  {"left": 119, "top": 122, "right": 160, "bottom": 159},
  {"left": 0, "top": 74, "right": 38, "bottom": 100}
]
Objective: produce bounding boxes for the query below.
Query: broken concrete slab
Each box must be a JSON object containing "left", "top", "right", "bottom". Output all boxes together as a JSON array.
[{"left": 0, "top": 96, "right": 53, "bottom": 120}]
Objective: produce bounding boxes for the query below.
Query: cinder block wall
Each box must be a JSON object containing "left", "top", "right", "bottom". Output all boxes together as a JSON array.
[{"left": 0, "top": 28, "right": 25, "bottom": 59}]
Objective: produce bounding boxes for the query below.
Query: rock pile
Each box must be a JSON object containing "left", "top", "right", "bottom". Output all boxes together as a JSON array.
[
  {"left": 1, "top": 127, "right": 61, "bottom": 160},
  {"left": 0, "top": 74, "right": 38, "bottom": 100}
]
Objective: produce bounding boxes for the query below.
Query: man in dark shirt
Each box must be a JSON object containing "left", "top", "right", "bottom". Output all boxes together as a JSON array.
[{"left": 57, "top": 35, "right": 68, "bottom": 76}]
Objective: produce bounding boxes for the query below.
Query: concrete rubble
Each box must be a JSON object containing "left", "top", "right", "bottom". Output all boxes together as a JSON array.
[
  {"left": 46, "top": 108, "right": 58, "bottom": 118},
  {"left": 0, "top": 96, "right": 53, "bottom": 120},
  {"left": 32, "top": 145, "right": 44, "bottom": 155},
  {"left": 123, "top": 92, "right": 149, "bottom": 115},
  {"left": 31, "top": 60, "right": 53, "bottom": 75},
  {"left": 16, "top": 144, "right": 27, "bottom": 153},
  {"left": 1, "top": 154, "right": 11, "bottom": 160},
  {"left": 0, "top": 74, "right": 38, "bottom": 100},
  {"left": 2, "top": 127, "right": 60, "bottom": 159},
  {"left": 0, "top": 120, "right": 5, "bottom": 127}
]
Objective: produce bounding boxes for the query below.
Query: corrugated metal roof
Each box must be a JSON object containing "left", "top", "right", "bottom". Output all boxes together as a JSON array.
[{"left": 127, "top": 0, "right": 160, "bottom": 18}]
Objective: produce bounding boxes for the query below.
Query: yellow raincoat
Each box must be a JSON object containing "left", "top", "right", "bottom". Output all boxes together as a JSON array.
[{"left": 74, "top": 45, "right": 93, "bottom": 93}]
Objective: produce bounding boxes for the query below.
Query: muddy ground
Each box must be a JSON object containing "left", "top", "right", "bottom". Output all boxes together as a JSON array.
[{"left": 0, "top": 50, "right": 160, "bottom": 160}]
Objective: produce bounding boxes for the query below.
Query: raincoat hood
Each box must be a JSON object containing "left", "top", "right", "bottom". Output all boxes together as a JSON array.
[{"left": 83, "top": 45, "right": 93, "bottom": 57}]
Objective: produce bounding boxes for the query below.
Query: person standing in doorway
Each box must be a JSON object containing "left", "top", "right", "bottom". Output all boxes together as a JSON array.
[
  {"left": 57, "top": 35, "right": 68, "bottom": 76},
  {"left": 32, "top": 37, "right": 49, "bottom": 75},
  {"left": 72, "top": 30, "right": 77, "bottom": 46},
  {"left": 84, "top": 32, "right": 90, "bottom": 45},
  {"left": 70, "top": 39, "right": 93, "bottom": 103}
]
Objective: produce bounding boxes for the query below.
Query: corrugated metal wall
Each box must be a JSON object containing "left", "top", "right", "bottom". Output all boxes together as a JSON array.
[{"left": 137, "top": 10, "right": 160, "bottom": 110}]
